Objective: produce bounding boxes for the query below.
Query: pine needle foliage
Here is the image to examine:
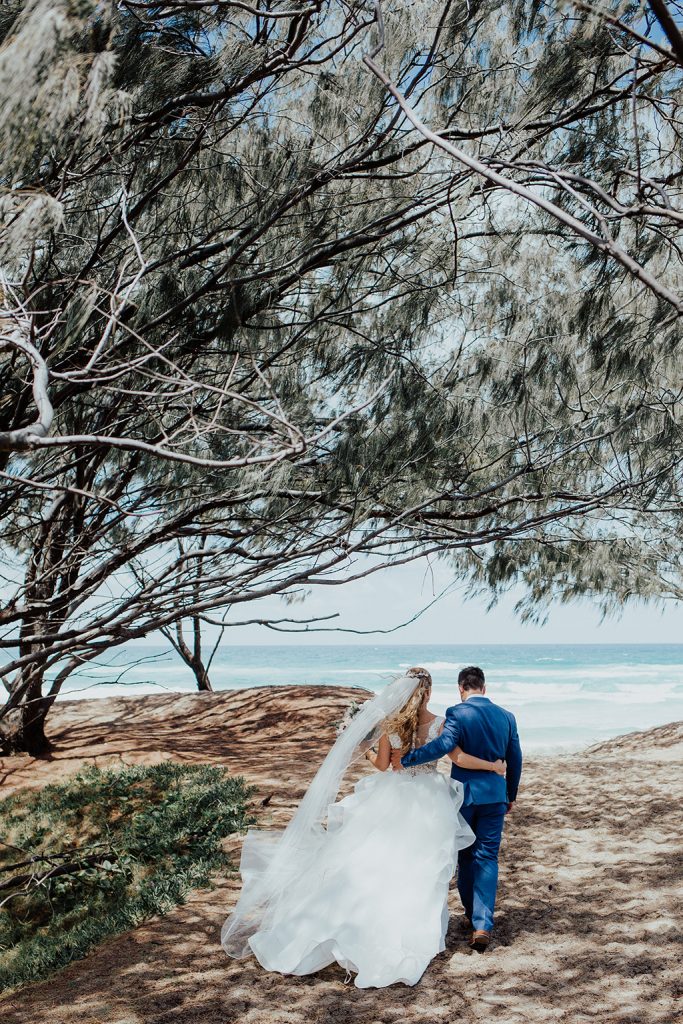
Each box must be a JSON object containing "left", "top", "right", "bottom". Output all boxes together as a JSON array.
[{"left": 0, "top": 762, "right": 253, "bottom": 991}]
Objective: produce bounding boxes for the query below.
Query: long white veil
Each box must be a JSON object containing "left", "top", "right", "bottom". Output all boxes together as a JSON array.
[{"left": 221, "top": 673, "right": 420, "bottom": 958}]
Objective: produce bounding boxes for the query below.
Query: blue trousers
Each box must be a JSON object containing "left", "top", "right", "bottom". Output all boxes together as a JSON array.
[{"left": 457, "top": 802, "right": 507, "bottom": 932}]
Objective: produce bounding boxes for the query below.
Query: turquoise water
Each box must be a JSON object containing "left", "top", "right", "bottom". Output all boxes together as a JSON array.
[{"left": 57, "top": 643, "right": 683, "bottom": 754}]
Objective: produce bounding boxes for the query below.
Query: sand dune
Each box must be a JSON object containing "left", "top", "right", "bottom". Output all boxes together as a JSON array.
[{"left": 1, "top": 686, "right": 681, "bottom": 1024}]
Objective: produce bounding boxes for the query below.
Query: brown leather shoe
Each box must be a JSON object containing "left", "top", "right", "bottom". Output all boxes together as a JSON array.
[{"left": 469, "top": 929, "right": 491, "bottom": 952}]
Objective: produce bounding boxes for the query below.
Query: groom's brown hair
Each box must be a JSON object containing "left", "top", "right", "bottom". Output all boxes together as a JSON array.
[{"left": 458, "top": 666, "right": 485, "bottom": 692}]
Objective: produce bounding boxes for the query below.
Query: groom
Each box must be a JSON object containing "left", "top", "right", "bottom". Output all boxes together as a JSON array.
[{"left": 398, "top": 665, "right": 522, "bottom": 952}]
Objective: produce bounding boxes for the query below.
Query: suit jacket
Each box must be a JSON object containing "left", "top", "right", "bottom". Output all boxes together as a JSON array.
[{"left": 401, "top": 696, "right": 522, "bottom": 805}]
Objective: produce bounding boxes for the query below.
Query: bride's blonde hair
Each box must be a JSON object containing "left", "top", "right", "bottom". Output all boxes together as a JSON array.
[{"left": 384, "top": 666, "right": 432, "bottom": 753}]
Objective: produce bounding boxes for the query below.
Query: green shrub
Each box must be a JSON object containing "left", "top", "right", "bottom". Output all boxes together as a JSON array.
[{"left": 0, "top": 762, "right": 253, "bottom": 991}]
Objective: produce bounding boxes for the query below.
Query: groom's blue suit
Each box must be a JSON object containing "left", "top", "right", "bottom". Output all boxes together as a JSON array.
[{"left": 401, "top": 695, "right": 522, "bottom": 933}]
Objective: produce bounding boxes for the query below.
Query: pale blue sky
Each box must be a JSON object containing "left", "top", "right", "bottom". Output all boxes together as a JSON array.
[{"left": 214, "top": 556, "right": 681, "bottom": 646}]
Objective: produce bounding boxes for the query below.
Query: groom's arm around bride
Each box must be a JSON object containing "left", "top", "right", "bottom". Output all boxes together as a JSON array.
[{"left": 399, "top": 668, "right": 522, "bottom": 810}]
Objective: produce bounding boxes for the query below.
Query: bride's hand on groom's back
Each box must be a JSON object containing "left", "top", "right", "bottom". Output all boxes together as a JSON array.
[{"left": 493, "top": 759, "right": 507, "bottom": 776}]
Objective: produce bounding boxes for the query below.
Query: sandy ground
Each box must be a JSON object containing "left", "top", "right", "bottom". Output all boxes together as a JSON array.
[{"left": 1, "top": 686, "right": 682, "bottom": 1024}]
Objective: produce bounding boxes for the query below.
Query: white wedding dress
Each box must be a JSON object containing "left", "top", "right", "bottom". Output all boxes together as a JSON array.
[{"left": 239, "top": 716, "right": 475, "bottom": 988}]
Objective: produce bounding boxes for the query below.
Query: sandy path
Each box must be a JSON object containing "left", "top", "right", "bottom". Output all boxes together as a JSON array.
[{"left": 1, "top": 688, "right": 681, "bottom": 1024}]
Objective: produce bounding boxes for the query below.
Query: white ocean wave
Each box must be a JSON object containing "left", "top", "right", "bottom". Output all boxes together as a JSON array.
[
  {"left": 487, "top": 664, "right": 683, "bottom": 679},
  {"left": 333, "top": 668, "right": 405, "bottom": 675},
  {"left": 428, "top": 681, "right": 683, "bottom": 707},
  {"left": 398, "top": 661, "right": 464, "bottom": 670},
  {"left": 76, "top": 661, "right": 189, "bottom": 677},
  {"left": 397, "top": 661, "right": 683, "bottom": 682}
]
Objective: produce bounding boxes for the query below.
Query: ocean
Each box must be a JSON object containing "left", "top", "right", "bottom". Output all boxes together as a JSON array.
[{"left": 56, "top": 643, "right": 683, "bottom": 754}]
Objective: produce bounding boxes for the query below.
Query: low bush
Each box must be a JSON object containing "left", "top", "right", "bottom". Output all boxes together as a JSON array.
[{"left": 0, "top": 762, "right": 253, "bottom": 990}]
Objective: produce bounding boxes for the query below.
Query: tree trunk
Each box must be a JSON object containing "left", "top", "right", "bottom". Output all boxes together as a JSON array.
[
  {"left": 191, "top": 661, "right": 213, "bottom": 692},
  {"left": 162, "top": 607, "right": 214, "bottom": 692},
  {"left": 0, "top": 688, "right": 53, "bottom": 756}
]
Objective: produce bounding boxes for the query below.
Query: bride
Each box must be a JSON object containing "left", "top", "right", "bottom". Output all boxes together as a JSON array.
[{"left": 222, "top": 667, "right": 506, "bottom": 988}]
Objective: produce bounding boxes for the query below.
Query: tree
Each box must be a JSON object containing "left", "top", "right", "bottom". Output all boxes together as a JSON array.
[
  {"left": 1, "top": 0, "right": 682, "bottom": 755},
  {"left": 157, "top": 539, "right": 217, "bottom": 692},
  {"left": 364, "top": 0, "right": 683, "bottom": 311}
]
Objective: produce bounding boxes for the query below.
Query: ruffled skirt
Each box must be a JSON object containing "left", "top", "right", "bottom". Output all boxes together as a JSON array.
[{"left": 246, "top": 769, "right": 475, "bottom": 988}]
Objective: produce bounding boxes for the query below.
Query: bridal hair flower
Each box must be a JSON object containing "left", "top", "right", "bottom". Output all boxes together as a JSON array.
[{"left": 335, "top": 700, "right": 364, "bottom": 737}]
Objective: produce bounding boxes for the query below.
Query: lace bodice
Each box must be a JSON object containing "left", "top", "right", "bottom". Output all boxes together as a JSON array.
[{"left": 389, "top": 715, "right": 444, "bottom": 776}]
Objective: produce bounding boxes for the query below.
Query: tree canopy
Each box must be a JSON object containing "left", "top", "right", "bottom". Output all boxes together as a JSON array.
[{"left": 1, "top": 0, "right": 681, "bottom": 752}]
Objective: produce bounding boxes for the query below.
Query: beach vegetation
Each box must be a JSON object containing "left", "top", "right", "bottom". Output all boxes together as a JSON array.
[{"left": 0, "top": 762, "right": 253, "bottom": 990}]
